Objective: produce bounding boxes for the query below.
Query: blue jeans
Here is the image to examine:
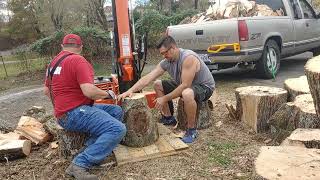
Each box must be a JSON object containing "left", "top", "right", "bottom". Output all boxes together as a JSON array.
[{"left": 58, "top": 104, "right": 126, "bottom": 169}]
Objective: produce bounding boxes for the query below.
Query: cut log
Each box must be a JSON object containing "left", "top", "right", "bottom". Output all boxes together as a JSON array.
[
  {"left": 0, "top": 140, "right": 31, "bottom": 161},
  {"left": 280, "top": 138, "right": 306, "bottom": 148},
  {"left": 305, "top": 57, "right": 320, "bottom": 118},
  {"left": 23, "top": 106, "right": 47, "bottom": 123},
  {"left": 0, "top": 132, "right": 23, "bottom": 140},
  {"left": 284, "top": 76, "right": 310, "bottom": 101},
  {"left": 177, "top": 98, "right": 212, "bottom": 130},
  {"left": 235, "top": 86, "right": 287, "bottom": 133},
  {"left": 15, "top": 116, "right": 51, "bottom": 144},
  {"left": 294, "top": 94, "right": 320, "bottom": 128},
  {"left": 255, "top": 146, "right": 320, "bottom": 180},
  {"left": 121, "top": 93, "right": 159, "bottom": 147},
  {"left": 286, "top": 128, "right": 320, "bottom": 149},
  {"left": 269, "top": 102, "right": 297, "bottom": 142},
  {"left": 58, "top": 130, "right": 86, "bottom": 159}
]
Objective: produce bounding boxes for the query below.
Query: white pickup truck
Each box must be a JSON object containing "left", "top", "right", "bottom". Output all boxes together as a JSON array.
[{"left": 167, "top": 0, "right": 320, "bottom": 78}]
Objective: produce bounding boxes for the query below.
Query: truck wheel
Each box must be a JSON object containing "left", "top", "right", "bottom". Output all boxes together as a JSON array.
[
  {"left": 256, "top": 40, "right": 280, "bottom": 79},
  {"left": 311, "top": 47, "right": 320, "bottom": 57}
]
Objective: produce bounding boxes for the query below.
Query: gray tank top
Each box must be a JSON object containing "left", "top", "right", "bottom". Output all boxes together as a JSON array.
[{"left": 160, "top": 48, "right": 215, "bottom": 90}]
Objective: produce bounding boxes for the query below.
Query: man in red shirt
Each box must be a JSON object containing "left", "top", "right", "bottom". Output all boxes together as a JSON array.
[{"left": 44, "top": 34, "right": 126, "bottom": 180}]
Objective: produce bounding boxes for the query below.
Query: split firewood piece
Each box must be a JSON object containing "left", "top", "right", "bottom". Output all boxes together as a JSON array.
[
  {"left": 0, "top": 140, "right": 31, "bottom": 161},
  {"left": 305, "top": 57, "right": 320, "bottom": 118},
  {"left": 0, "top": 132, "right": 23, "bottom": 140},
  {"left": 294, "top": 94, "right": 320, "bottom": 128},
  {"left": 284, "top": 76, "right": 310, "bottom": 101},
  {"left": 225, "top": 103, "right": 238, "bottom": 121},
  {"left": 177, "top": 98, "right": 212, "bottom": 130},
  {"left": 235, "top": 86, "right": 287, "bottom": 133},
  {"left": 15, "top": 116, "right": 51, "bottom": 145},
  {"left": 121, "top": 93, "right": 159, "bottom": 147},
  {"left": 286, "top": 128, "right": 320, "bottom": 149}
]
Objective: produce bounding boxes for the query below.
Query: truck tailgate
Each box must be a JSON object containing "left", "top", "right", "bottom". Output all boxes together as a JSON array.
[{"left": 167, "top": 19, "right": 239, "bottom": 52}]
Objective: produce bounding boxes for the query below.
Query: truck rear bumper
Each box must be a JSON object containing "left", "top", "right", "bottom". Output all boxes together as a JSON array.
[{"left": 195, "top": 48, "right": 263, "bottom": 63}]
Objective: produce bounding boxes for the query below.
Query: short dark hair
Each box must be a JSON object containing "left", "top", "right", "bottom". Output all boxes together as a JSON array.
[{"left": 156, "top": 36, "right": 177, "bottom": 49}]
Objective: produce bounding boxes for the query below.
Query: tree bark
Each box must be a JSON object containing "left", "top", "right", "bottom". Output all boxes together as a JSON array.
[
  {"left": 0, "top": 140, "right": 31, "bottom": 161},
  {"left": 235, "top": 86, "right": 287, "bottom": 133},
  {"left": 177, "top": 98, "right": 212, "bottom": 130},
  {"left": 121, "top": 93, "right": 159, "bottom": 147},
  {"left": 284, "top": 76, "right": 310, "bottom": 101},
  {"left": 305, "top": 57, "right": 320, "bottom": 118}
]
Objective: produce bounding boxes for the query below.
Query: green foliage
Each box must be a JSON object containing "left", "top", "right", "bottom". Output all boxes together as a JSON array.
[
  {"left": 30, "top": 27, "right": 111, "bottom": 60},
  {"left": 30, "top": 31, "right": 64, "bottom": 57},
  {"left": 135, "top": 9, "right": 197, "bottom": 47},
  {"left": 208, "top": 141, "right": 239, "bottom": 168}
]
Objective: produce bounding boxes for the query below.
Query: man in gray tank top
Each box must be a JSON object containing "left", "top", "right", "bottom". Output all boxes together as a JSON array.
[{"left": 118, "top": 36, "right": 215, "bottom": 143}]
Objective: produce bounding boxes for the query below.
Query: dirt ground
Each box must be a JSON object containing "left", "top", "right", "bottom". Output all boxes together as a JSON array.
[{"left": 0, "top": 53, "right": 310, "bottom": 180}]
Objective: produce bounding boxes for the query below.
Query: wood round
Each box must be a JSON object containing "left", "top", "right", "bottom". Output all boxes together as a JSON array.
[{"left": 305, "top": 57, "right": 320, "bottom": 118}]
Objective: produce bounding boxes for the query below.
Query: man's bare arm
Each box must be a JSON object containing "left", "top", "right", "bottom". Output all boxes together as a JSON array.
[
  {"left": 164, "top": 56, "right": 199, "bottom": 101},
  {"left": 126, "top": 64, "right": 165, "bottom": 93},
  {"left": 44, "top": 86, "right": 50, "bottom": 98},
  {"left": 80, "top": 83, "right": 111, "bottom": 100}
]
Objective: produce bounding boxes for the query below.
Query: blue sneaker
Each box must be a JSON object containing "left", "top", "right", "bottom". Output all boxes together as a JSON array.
[
  {"left": 160, "top": 116, "right": 177, "bottom": 126},
  {"left": 181, "top": 128, "right": 198, "bottom": 144}
]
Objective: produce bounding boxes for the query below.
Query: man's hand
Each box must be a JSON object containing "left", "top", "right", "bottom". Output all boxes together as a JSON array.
[
  {"left": 155, "top": 96, "right": 168, "bottom": 113},
  {"left": 117, "top": 90, "right": 133, "bottom": 101}
]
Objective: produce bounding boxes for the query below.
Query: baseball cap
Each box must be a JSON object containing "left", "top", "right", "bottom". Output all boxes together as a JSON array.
[{"left": 62, "top": 34, "right": 82, "bottom": 45}]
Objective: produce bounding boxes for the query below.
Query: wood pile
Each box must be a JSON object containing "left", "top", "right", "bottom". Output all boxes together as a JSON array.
[
  {"left": 0, "top": 106, "right": 52, "bottom": 161},
  {"left": 180, "top": 0, "right": 285, "bottom": 24}
]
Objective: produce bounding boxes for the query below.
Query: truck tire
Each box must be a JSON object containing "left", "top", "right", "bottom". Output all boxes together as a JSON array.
[
  {"left": 311, "top": 47, "right": 320, "bottom": 57},
  {"left": 256, "top": 40, "right": 280, "bottom": 79}
]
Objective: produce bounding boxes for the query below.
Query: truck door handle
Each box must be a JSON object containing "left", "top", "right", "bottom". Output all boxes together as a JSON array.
[
  {"left": 306, "top": 22, "right": 309, "bottom": 27},
  {"left": 196, "top": 30, "right": 203, "bottom": 35}
]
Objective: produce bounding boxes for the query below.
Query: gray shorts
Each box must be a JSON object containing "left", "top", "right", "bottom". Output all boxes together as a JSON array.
[{"left": 161, "top": 80, "right": 213, "bottom": 115}]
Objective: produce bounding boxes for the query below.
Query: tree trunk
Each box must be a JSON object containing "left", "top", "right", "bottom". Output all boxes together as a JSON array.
[
  {"left": 0, "top": 140, "right": 31, "bottom": 161},
  {"left": 284, "top": 76, "right": 310, "bottom": 101},
  {"left": 305, "top": 57, "right": 320, "bottom": 118},
  {"left": 177, "top": 98, "right": 212, "bottom": 130},
  {"left": 194, "top": 0, "right": 198, "bottom": 9},
  {"left": 235, "top": 86, "right": 287, "bottom": 133},
  {"left": 121, "top": 93, "right": 159, "bottom": 147}
]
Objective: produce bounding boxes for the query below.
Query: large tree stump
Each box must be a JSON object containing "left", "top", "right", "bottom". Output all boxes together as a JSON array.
[
  {"left": 269, "top": 94, "right": 320, "bottom": 143},
  {"left": 44, "top": 118, "right": 87, "bottom": 159},
  {"left": 286, "top": 128, "right": 320, "bottom": 149},
  {"left": 305, "top": 57, "right": 320, "bottom": 118},
  {"left": 235, "top": 86, "right": 287, "bottom": 133},
  {"left": 269, "top": 102, "right": 298, "bottom": 142},
  {"left": 177, "top": 98, "right": 212, "bottom": 130},
  {"left": 58, "top": 130, "right": 86, "bottom": 159},
  {"left": 121, "top": 93, "right": 159, "bottom": 147},
  {"left": 294, "top": 94, "right": 320, "bottom": 128},
  {"left": 284, "top": 76, "right": 310, "bottom": 101},
  {"left": 255, "top": 146, "right": 320, "bottom": 180},
  {"left": 0, "top": 140, "right": 31, "bottom": 161}
]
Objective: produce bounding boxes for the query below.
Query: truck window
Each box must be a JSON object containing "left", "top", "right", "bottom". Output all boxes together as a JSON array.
[
  {"left": 299, "top": 0, "right": 316, "bottom": 18},
  {"left": 289, "top": 0, "right": 303, "bottom": 19},
  {"left": 255, "top": 0, "right": 287, "bottom": 15}
]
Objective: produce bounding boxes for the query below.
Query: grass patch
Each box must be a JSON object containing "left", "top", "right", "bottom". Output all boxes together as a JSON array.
[
  {"left": 208, "top": 141, "right": 239, "bottom": 168},
  {"left": 0, "top": 58, "right": 48, "bottom": 79}
]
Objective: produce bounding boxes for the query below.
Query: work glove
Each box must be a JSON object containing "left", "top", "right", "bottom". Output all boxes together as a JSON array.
[{"left": 106, "top": 90, "right": 116, "bottom": 99}]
